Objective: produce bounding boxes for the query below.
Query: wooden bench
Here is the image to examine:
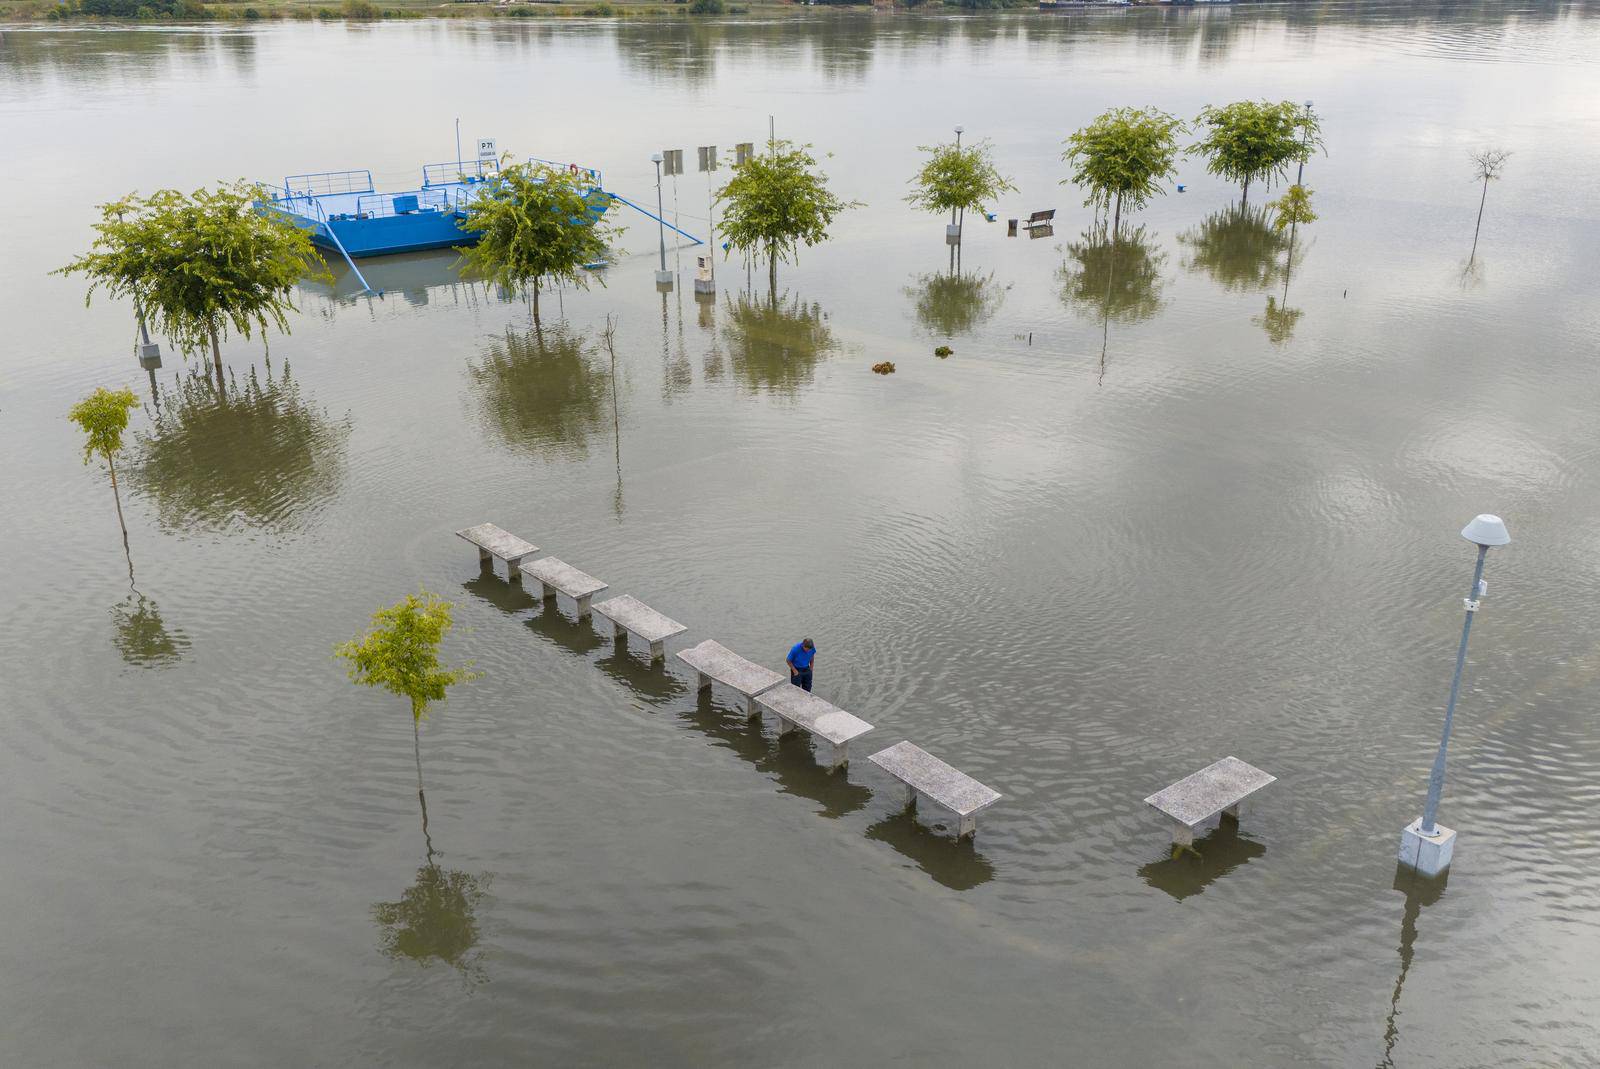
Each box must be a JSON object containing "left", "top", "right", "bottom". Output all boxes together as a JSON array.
[
  {"left": 1144, "top": 756, "right": 1275, "bottom": 850},
  {"left": 519, "top": 557, "right": 608, "bottom": 619},
  {"left": 675, "top": 639, "right": 785, "bottom": 718},
  {"left": 755, "top": 686, "right": 873, "bottom": 770},
  {"left": 456, "top": 523, "right": 538, "bottom": 581},
  {"left": 867, "top": 741, "right": 1001, "bottom": 839},
  {"left": 591, "top": 594, "right": 687, "bottom": 662},
  {"left": 1023, "top": 208, "right": 1055, "bottom": 228}
]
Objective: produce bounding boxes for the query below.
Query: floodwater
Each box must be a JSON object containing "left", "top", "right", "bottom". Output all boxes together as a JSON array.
[{"left": 3, "top": 3, "right": 1600, "bottom": 1065}]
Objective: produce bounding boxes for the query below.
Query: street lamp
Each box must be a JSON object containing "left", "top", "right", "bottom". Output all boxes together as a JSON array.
[
  {"left": 1397, "top": 513, "right": 1511, "bottom": 877},
  {"left": 651, "top": 152, "right": 672, "bottom": 289},
  {"left": 1295, "top": 100, "right": 1314, "bottom": 187},
  {"left": 950, "top": 125, "right": 966, "bottom": 240}
]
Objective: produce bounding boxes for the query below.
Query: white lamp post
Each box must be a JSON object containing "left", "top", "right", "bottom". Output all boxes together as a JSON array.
[
  {"left": 651, "top": 152, "right": 672, "bottom": 289},
  {"left": 1397, "top": 513, "right": 1510, "bottom": 876},
  {"left": 1296, "top": 100, "right": 1314, "bottom": 187},
  {"left": 948, "top": 125, "right": 966, "bottom": 243}
]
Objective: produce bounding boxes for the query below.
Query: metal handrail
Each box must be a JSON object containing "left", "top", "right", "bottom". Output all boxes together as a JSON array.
[{"left": 284, "top": 169, "right": 374, "bottom": 198}]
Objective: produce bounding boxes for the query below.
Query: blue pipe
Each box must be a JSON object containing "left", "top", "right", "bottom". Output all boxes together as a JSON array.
[
  {"left": 604, "top": 192, "right": 704, "bottom": 246},
  {"left": 322, "top": 222, "right": 378, "bottom": 296}
]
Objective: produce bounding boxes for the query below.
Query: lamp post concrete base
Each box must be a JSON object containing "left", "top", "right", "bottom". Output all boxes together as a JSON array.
[
  {"left": 1397, "top": 818, "right": 1455, "bottom": 877},
  {"left": 655, "top": 270, "right": 674, "bottom": 289}
]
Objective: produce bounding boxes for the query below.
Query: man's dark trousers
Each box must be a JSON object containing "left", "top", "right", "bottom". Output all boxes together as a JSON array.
[{"left": 791, "top": 669, "right": 813, "bottom": 692}]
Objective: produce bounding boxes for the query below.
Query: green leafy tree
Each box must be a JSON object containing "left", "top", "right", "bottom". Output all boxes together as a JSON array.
[
  {"left": 458, "top": 162, "right": 618, "bottom": 326},
  {"left": 68, "top": 386, "right": 141, "bottom": 550},
  {"left": 1190, "top": 100, "right": 1324, "bottom": 205},
  {"left": 1062, "top": 108, "right": 1185, "bottom": 234},
  {"left": 906, "top": 139, "right": 1016, "bottom": 233},
  {"left": 1468, "top": 148, "right": 1510, "bottom": 261},
  {"left": 336, "top": 591, "right": 476, "bottom": 727},
  {"left": 58, "top": 183, "right": 327, "bottom": 382},
  {"left": 1268, "top": 183, "right": 1317, "bottom": 232},
  {"left": 718, "top": 140, "right": 857, "bottom": 294}
]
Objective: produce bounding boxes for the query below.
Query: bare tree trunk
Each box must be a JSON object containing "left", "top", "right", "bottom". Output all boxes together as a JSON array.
[
  {"left": 768, "top": 248, "right": 777, "bottom": 300},
  {"left": 208, "top": 326, "right": 223, "bottom": 386},
  {"left": 414, "top": 717, "right": 435, "bottom": 865},
  {"left": 1112, "top": 192, "right": 1122, "bottom": 237},
  {"left": 532, "top": 282, "right": 542, "bottom": 327},
  {"left": 107, "top": 454, "right": 131, "bottom": 562},
  {"left": 1241, "top": 178, "right": 1251, "bottom": 207},
  {"left": 1470, "top": 177, "right": 1489, "bottom": 261}
]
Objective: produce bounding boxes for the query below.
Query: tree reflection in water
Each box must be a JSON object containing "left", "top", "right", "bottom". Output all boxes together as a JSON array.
[
  {"left": 720, "top": 290, "right": 838, "bottom": 395},
  {"left": 1057, "top": 226, "right": 1167, "bottom": 383},
  {"left": 466, "top": 325, "right": 611, "bottom": 459},
  {"left": 905, "top": 268, "right": 1008, "bottom": 339},
  {"left": 110, "top": 590, "right": 189, "bottom": 668},
  {"left": 1254, "top": 296, "right": 1304, "bottom": 347},
  {"left": 373, "top": 730, "right": 489, "bottom": 980},
  {"left": 1178, "top": 204, "right": 1299, "bottom": 293},
  {"left": 131, "top": 360, "right": 350, "bottom": 534}
]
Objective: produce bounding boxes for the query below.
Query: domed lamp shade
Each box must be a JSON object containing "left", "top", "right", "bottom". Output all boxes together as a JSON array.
[{"left": 1461, "top": 514, "right": 1511, "bottom": 547}]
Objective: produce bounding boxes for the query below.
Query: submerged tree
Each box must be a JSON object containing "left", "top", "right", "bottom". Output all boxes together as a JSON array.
[
  {"left": 1190, "top": 100, "right": 1324, "bottom": 204},
  {"left": 718, "top": 140, "right": 857, "bottom": 294},
  {"left": 1062, "top": 107, "right": 1186, "bottom": 234},
  {"left": 1253, "top": 296, "right": 1304, "bottom": 347},
  {"left": 373, "top": 862, "right": 488, "bottom": 977},
  {"left": 336, "top": 591, "right": 477, "bottom": 797},
  {"left": 1468, "top": 148, "right": 1511, "bottom": 262},
  {"left": 131, "top": 360, "right": 350, "bottom": 534},
  {"left": 1257, "top": 184, "right": 1316, "bottom": 346},
  {"left": 68, "top": 386, "right": 141, "bottom": 555},
  {"left": 58, "top": 183, "right": 326, "bottom": 382},
  {"left": 1268, "top": 184, "right": 1317, "bottom": 233},
  {"left": 720, "top": 290, "right": 839, "bottom": 394},
  {"left": 906, "top": 138, "right": 1016, "bottom": 235},
  {"left": 905, "top": 269, "right": 1007, "bottom": 338},
  {"left": 458, "top": 163, "right": 618, "bottom": 326}
]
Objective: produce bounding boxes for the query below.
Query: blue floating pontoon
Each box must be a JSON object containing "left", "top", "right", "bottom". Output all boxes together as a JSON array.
[{"left": 259, "top": 155, "right": 706, "bottom": 296}]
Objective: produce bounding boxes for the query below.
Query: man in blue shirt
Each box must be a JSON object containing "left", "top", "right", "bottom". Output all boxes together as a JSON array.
[{"left": 786, "top": 638, "right": 816, "bottom": 692}]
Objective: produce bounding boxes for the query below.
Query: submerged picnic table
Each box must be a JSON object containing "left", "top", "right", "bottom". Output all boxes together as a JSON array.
[
  {"left": 755, "top": 686, "right": 873, "bottom": 770},
  {"left": 675, "top": 639, "right": 785, "bottom": 717},
  {"left": 1144, "top": 756, "right": 1275, "bottom": 849},
  {"left": 520, "top": 557, "right": 608, "bottom": 620},
  {"left": 868, "top": 740, "right": 1001, "bottom": 839},
  {"left": 456, "top": 523, "right": 538, "bottom": 581},
  {"left": 592, "top": 594, "right": 687, "bottom": 662}
]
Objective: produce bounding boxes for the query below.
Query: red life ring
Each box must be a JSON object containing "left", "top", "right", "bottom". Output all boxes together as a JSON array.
[{"left": 569, "top": 163, "right": 579, "bottom": 175}]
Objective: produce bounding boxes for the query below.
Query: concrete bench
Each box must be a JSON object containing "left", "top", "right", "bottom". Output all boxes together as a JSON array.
[
  {"left": 1144, "top": 756, "right": 1275, "bottom": 850},
  {"left": 456, "top": 523, "right": 538, "bottom": 581},
  {"left": 519, "top": 557, "right": 608, "bottom": 619},
  {"left": 675, "top": 639, "right": 785, "bottom": 718},
  {"left": 867, "top": 741, "right": 1001, "bottom": 839},
  {"left": 755, "top": 686, "right": 873, "bottom": 770},
  {"left": 592, "top": 594, "right": 687, "bottom": 662}
]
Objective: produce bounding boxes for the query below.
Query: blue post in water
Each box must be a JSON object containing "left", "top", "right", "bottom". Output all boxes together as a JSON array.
[{"left": 1399, "top": 513, "right": 1510, "bottom": 876}]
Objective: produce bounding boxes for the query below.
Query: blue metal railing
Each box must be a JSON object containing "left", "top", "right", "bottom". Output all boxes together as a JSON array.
[
  {"left": 422, "top": 158, "right": 500, "bottom": 187},
  {"left": 354, "top": 187, "right": 454, "bottom": 219},
  {"left": 526, "top": 156, "right": 604, "bottom": 186},
  {"left": 284, "top": 169, "right": 374, "bottom": 198}
]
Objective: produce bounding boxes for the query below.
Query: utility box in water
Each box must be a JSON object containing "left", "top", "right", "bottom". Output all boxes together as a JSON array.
[
  {"left": 694, "top": 255, "right": 715, "bottom": 297},
  {"left": 138, "top": 342, "right": 162, "bottom": 371}
]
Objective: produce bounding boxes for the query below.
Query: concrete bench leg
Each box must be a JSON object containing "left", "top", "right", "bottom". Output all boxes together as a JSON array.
[
  {"left": 695, "top": 672, "right": 711, "bottom": 693},
  {"left": 957, "top": 813, "right": 976, "bottom": 839},
  {"left": 477, "top": 546, "right": 493, "bottom": 568},
  {"left": 903, "top": 782, "right": 918, "bottom": 810},
  {"left": 507, "top": 555, "right": 524, "bottom": 582},
  {"left": 648, "top": 640, "right": 664, "bottom": 663},
  {"left": 1224, "top": 800, "right": 1246, "bottom": 822},
  {"left": 827, "top": 741, "right": 848, "bottom": 771},
  {"left": 774, "top": 715, "right": 795, "bottom": 737},
  {"left": 743, "top": 694, "right": 760, "bottom": 720},
  {"left": 529, "top": 579, "right": 549, "bottom": 601},
  {"left": 1170, "top": 821, "right": 1195, "bottom": 849},
  {"left": 575, "top": 595, "right": 592, "bottom": 620}
]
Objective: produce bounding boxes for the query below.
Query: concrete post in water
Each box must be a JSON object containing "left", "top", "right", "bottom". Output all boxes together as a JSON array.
[{"left": 1398, "top": 513, "right": 1510, "bottom": 877}]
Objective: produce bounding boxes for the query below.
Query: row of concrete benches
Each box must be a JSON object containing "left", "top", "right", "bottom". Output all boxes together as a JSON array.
[
  {"left": 457, "top": 522, "right": 1276, "bottom": 850},
  {"left": 458, "top": 523, "right": 1007, "bottom": 839}
]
